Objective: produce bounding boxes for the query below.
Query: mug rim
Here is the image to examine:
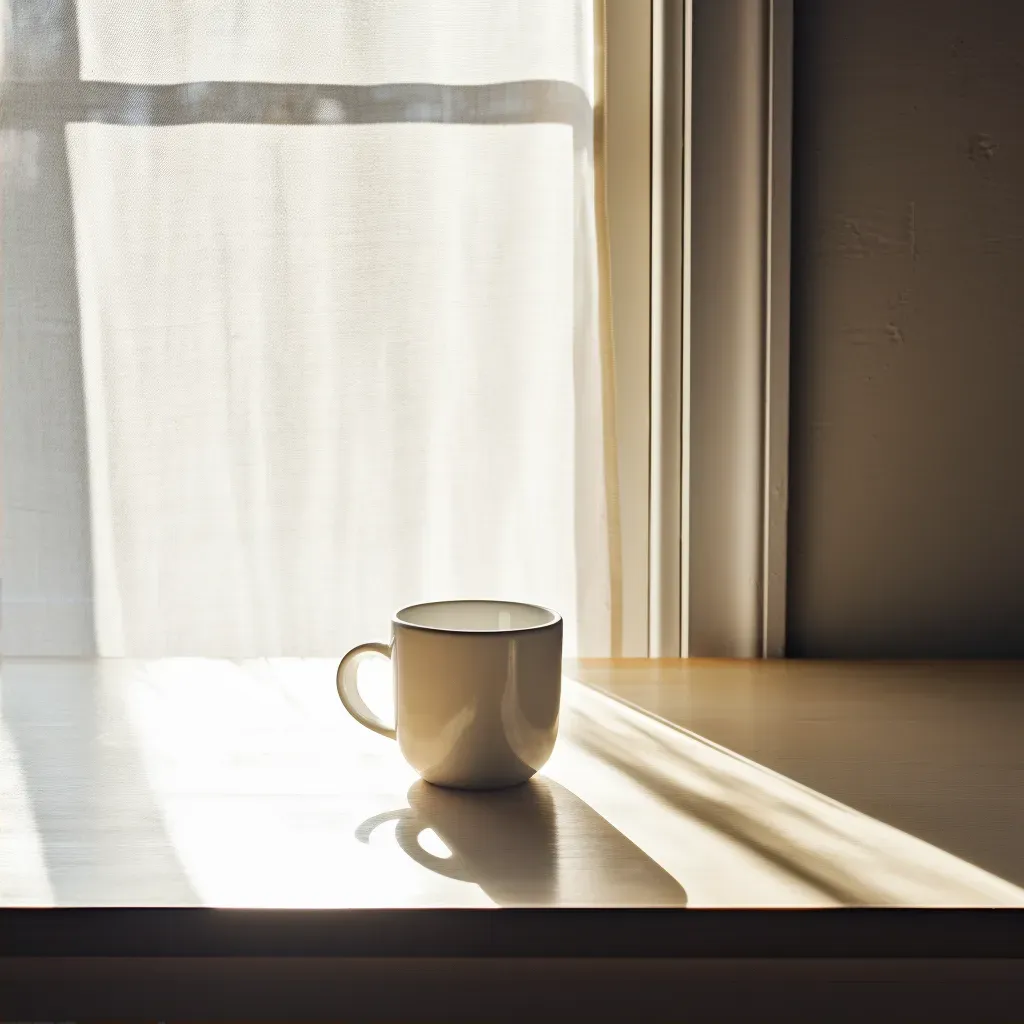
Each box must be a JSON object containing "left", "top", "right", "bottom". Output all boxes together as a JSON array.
[{"left": 392, "top": 598, "right": 562, "bottom": 636}]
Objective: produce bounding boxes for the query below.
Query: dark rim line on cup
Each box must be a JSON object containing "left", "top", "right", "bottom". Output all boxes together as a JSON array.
[{"left": 392, "top": 599, "right": 563, "bottom": 637}]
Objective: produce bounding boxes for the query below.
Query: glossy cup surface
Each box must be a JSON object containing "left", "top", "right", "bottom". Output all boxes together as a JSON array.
[{"left": 392, "top": 600, "right": 562, "bottom": 789}]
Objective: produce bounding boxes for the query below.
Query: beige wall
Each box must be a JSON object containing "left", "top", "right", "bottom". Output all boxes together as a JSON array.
[{"left": 788, "top": 0, "right": 1024, "bottom": 657}]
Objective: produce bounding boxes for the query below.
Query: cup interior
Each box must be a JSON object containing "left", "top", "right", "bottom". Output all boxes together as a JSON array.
[{"left": 395, "top": 600, "right": 559, "bottom": 633}]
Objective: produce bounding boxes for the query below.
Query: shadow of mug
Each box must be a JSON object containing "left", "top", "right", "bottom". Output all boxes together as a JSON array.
[{"left": 357, "top": 777, "right": 687, "bottom": 907}]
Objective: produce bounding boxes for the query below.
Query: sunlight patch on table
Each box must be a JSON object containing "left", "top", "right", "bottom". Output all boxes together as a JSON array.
[{"left": 116, "top": 657, "right": 491, "bottom": 907}]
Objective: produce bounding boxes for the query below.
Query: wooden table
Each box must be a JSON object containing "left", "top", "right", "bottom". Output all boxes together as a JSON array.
[{"left": 2, "top": 657, "right": 1023, "bottom": 1019}]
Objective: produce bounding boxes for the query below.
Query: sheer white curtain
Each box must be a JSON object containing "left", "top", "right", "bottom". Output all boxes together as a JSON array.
[{"left": 1, "top": 0, "right": 616, "bottom": 658}]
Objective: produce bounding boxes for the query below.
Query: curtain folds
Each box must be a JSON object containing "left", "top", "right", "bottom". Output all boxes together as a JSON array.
[{"left": 1, "top": 0, "right": 618, "bottom": 658}]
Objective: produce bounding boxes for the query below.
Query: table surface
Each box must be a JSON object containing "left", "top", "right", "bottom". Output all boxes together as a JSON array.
[
  {"left": 2, "top": 657, "right": 1022, "bottom": 917},
  {"left": 577, "top": 658, "right": 1024, "bottom": 894}
]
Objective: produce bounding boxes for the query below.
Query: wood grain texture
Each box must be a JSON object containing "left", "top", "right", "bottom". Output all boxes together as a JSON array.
[{"left": 1, "top": 658, "right": 1021, "bottom": 909}]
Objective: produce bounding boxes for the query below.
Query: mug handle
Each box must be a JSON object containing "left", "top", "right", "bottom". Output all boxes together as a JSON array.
[{"left": 336, "top": 641, "right": 396, "bottom": 739}]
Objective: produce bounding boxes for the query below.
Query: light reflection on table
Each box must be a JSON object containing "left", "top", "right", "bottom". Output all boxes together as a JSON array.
[{"left": 1, "top": 657, "right": 1021, "bottom": 908}]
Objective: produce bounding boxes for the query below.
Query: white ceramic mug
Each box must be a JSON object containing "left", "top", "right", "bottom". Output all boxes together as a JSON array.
[{"left": 336, "top": 600, "right": 562, "bottom": 790}]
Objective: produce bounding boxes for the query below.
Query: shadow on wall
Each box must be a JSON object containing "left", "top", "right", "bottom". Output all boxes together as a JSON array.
[
  {"left": 2, "top": 0, "right": 96, "bottom": 655},
  {"left": 787, "top": 0, "right": 1024, "bottom": 656}
]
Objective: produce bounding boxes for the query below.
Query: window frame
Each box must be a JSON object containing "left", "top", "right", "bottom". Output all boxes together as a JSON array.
[{"left": 605, "top": 0, "right": 793, "bottom": 657}]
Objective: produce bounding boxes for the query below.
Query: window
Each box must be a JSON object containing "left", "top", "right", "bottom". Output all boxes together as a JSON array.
[{"left": 2, "top": 1, "right": 793, "bottom": 662}]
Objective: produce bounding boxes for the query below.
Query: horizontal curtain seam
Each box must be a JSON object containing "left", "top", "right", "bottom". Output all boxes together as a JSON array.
[{"left": 2, "top": 80, "right": 594, "bottom": 144}]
